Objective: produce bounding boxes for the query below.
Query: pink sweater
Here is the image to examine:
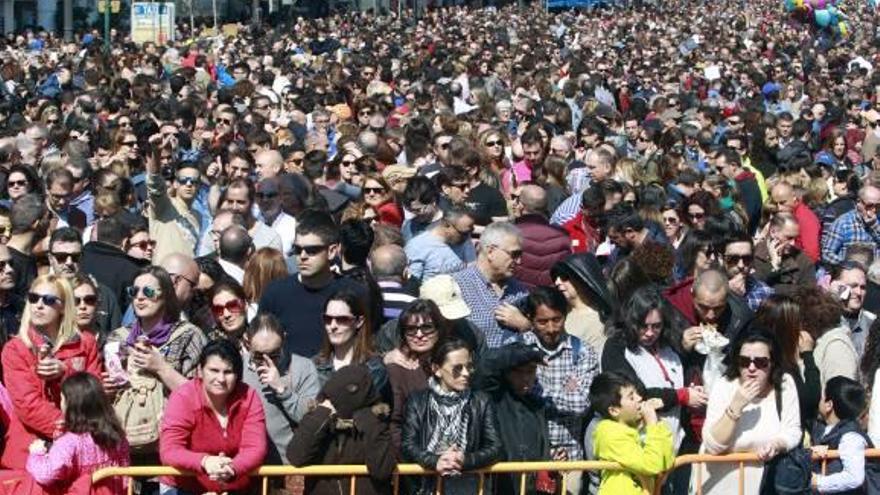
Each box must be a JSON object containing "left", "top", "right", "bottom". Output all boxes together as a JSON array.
[{"left": 26, "top": 432, "right": 129, "bottom": 495}]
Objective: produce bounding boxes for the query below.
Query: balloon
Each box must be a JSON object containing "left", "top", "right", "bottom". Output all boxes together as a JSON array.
[
  {"left": 815, "top": 8, "right": 832, "bottom": 26},
  {"left": 838, "top": 21, "right": 849, "bottom": 36},
  {"left": 816, "top": 0, "right": 826, "bottom": 8},
  {"left": 784, "top": 0, "right": 795, "bottom": 11},
  {"left": 794, "top": 0, "right": 805, "bottom": 8}
]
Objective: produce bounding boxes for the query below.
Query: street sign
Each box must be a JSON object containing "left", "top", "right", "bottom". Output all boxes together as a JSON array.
[
  {"left": 97, "top": 0, "right": 121, "bottom": 13},
  {"left": 131, "top": 2, "right": 176, "bottom": 44}
]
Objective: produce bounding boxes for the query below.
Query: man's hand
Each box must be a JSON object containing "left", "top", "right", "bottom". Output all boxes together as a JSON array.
[
  {"left": 681, "top": 326, "right": 704, "bottom": 352},
  {"left": 495, "top": 303, "right": 531, "bottom": 331}
]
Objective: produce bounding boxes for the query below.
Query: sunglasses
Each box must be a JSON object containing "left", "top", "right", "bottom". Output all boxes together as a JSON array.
[
  {"left": 689, "top": 212, "right": 706, "bottom": 220},
  {"left": 738, "top": 355, "right": 771, "bottom": 370},
  {"left": 217, "top": 118, "right": 234, "bottom": 125},
  {"left": 212, "top": 299, "right": 245, "bottom": 318},
  {"left": 724, "top": 254, "right": 754, "bottom": 265},
  {"left": 323, "top": 314, "right": 356, "bottom": 326},
  {"left": 127, "top": 285, "right": 161, "bottom": 300},
  {"left": 0, "top": 260, "right": 8, "bottom": 272},
  {"left": 403, "top": 322, "right": 437, "bottom": 337},
  {"left": 75, "top": 295, "right": 98, "bottom": 306},
  {"left": 131, "top": 239, "right": 156, "bottom": 251},
  {"left": 121, "top": 140, "right": 137, "bottom": 146},
  {"left": 485, "top": 140, "right": 503, "bottom": 147},
  {"left": 341, "top": 160, "right": 357, "bottom": 167},
  {"left": 7, "top": 180, "right": 27, "bottom": 188},
  {"left": 450, "top": 363, "right": 475, "bottom": 378},
  {"left": 257, "top": 191, "right": 278, "bottom": 200},
  {"left": 663, "top": 216, "right": 679, "bottom": 224},
  {"left": 250, "top": 350, "right": 282, "bottom": 367},
  {"left": 363, "top": 187, "right": 385, "bottom": 195},
  {"left": 51, "top": 252, "right": 81, "bottom": 264},
  {"left": 291, "top": 244, "right": 327, "bottom": 256},
  {"left": 176, "top": 176, "right": 199, "bottom": 186},
  {"left": 28, "top": 292, "right": 63, "bottom": 306}
]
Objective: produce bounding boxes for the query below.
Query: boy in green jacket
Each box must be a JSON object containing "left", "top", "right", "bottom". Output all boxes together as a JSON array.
[{"left": 589, "top": 371, "right": 675, "bottom": 495}]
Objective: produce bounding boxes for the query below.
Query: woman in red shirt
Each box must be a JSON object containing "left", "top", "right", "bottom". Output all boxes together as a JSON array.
[
  {"left": 1, "top": 274, "right": 101, "bottom": 469},
  {"left": 362, "top": 173, "right": 403, "bottom": 227},
  {"left": 159, "top": 339, "right": 267, "bottom": 494}
]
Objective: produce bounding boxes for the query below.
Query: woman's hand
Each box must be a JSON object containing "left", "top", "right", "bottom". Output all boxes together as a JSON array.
[
  {"left": 130, "top": 343, "right": 166, "bottom": 374},
  {"left": 731, "top": 378, "right": 763, "bottom": 413},
  {"left": 35, "top": 356, "right": 65, "bottom": 381},
  {"left": 100, "top": 371, "right": 127, "bottom": 397},
  {"left": 687, "top": 385, "right": 709, "bottom": 408},
  {"left": 383, "top": 348, "right": 418, "bottom": 370},
  {"left": 756, "top": 438, "right": 786, "bottom": 461},
  {"left": 202, "top": 455, "right": 235, "bottom": 481},
  {"left": 28, "top": 439, "right": 47, "bottom": 454}
]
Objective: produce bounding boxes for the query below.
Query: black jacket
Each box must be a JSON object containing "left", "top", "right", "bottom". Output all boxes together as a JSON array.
[
  {"left": 401, "top": 388, "right": 502, "bottom": 489},
  {"left": 81, "top": 241, "right": 148, "bottom": 308}
]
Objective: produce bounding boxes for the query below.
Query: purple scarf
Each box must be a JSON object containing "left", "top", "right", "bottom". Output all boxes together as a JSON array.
[{"left": 126, "top": 319, "right": 175, "bottom": 348}]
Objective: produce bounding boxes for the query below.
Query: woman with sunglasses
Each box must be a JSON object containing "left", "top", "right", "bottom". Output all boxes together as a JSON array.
[
  {"left": 208, "top": 281, "right": 249, "bottom": 349},
  {"left": 661, "top": 203, "right": 687, "bottom": 249},
  {"left": 384, "top": 300, "right": 450, "bottom": 452},
  {"left": 71, "top": 273, "right": 101, "bottom": 338},
  {"left": 1, "top": 274, "right": 101, "bottom": 469},
  {"left": 698, "top": 327, "right": 801, "bottom": 495},
  {"left": 4, "top": 164, "right": 40, "bottom": 205},
  {"left": 680, "top": 191, "right": 722, "bottom": 233},
  {"left": 401, "top": 339, "right": 502, "bottom": 494},
  {"left": 361, "top": 173, "right": 403, "bottom": 227},
  {"left": 478, "top": 128, "right": 510, "bottom": 182},
  {"left": 313, "top": 288, "right": 388, "bottom": 393},
  {"left": 242, "top": 314, "right": 319, "bottom": 467}
]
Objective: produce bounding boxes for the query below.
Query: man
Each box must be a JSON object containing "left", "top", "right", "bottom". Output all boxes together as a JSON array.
[
  {"left": 435, "top": 165, "right": 472, "bottom": 210},
  {"left": 508, "top": 127, "right": 545, "bottom": 186},
  {"left": 717, "top": 148, "right": 761, "bottom": 236},
  {"left": 45, "top": 167, "right": 87, "bottom": 231},
  {"left": 604, "top": 204, "right": 670, "bottom": 261},
  {"left": 48, "top": 227, "right": 121, "bottom": 337},
  {"left": 771, "top": 181, "right": 821, "bottom": 263},
  {"left": 513, "top": 185, "right": 571, "bottom": 289},
  {"left": 829, "top": 262, "right": 868, "bottom": 357},
  {"left": 0, "top": 245, "right": 22, "bottom": 345},
  {"left": 823, "top": 183, "right": 880, "bottom": 266},
  {"left": 404, "top": 206, "right": 476, "bottom": 283},
  {"left": 205, "top": 210, "right": 247, "bottom": 256},
  {"left": 401, "top": 176, "right": 443, "bottom": 243},
  {"left": 561, "top": 181, "right": 610, "bottom": 254},
  {"left": 217, "top": 225, "right": 253, "bottom": 285},
  {"left": 520, "top": 286, "right": 598, "bottom": 495},
  {"left": 7, "top": 194, "right": 46, "bottom": 295},
  {"left": 452, "top": 221, "right": 530, "bottom": 347},
  {"left": 461, "top": 148, "right": 507, "bottom": 228},
  {"left": 81, "top": 216, "right": 149, "bottom": 306},
  {"left": 664, "top": 269, "right": 751, "bottom": 348},
  {"left": 259, "top": 210, "right": 366, "bottom": 357},
  {"left": 214, "top": 178, "right": 283, "bottom": 254},
  {"left": 161, "top": 252, "right": 201, "bottom": 312},
  {"left": 256, "top": 177, "right": 296, "bottom": 263},
  {"left": 753, "top": 213, "right": 816, "bottom": 294},
  {"left": 551, "top": 148, "right": 616, "bottom": 226},
  {"left": 66, "top": 157, "right": 94, "bottom": 225},
  {"left": 125, "top": 221, "right": 155, "bottom": 263},
  {"left": 721, "top": 231, "right": 774, "bottom": 311},
  {"left": 776, "top": 112, "right": 795, "bottom": 149},
  {"left": 254, "top": 149, "right": 284, "bottom": 181},
  {"left": 145, "top": 135, "right": 202, "bottom": 263},
  {"left": 370, "top": 244, "right": 416, "bottom": 323}
]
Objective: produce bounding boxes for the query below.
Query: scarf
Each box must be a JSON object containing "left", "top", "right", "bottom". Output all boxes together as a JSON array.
[
  {"left": 126, "top": 318, "right": 175, "bottom": 348},
  {"left": 426, "top": 377, "right": 471, "bottom": 454}
]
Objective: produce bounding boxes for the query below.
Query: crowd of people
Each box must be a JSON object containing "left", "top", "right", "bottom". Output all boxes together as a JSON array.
[{"left": 0, "top": 0, "right": 878, "bottom": 493}]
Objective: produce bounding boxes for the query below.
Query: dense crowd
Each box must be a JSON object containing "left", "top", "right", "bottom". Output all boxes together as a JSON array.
[{"left": 0, "top": 0, "right": 879, "bottom": 494}]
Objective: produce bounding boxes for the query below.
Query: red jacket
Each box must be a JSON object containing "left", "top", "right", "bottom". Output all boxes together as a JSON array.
[
  {"left": 159, "top": 378, "right": 267, "bottom": 492},
  {"left": 1, "top": 329, "right": 101, "bottom": 469},
  {"left": 561, "top": 212, "right": 601, "bottom": 254},
  {"left": 793, "top": 201, "right": 821, "bottom": 263},
  {"left": 514, "top": 214, "right": 572, "bottom": 289},
  {"left": 377, "top": 200, "right": 404, "bottom": 228}
]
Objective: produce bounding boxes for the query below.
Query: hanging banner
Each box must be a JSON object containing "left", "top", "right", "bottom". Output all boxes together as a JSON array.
[{"left": 131, "top": 2, "right": 176, "bottom": 44}]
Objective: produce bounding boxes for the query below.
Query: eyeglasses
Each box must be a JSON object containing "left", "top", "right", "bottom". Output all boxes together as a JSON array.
[
  {"left": 363, "top": 187, "right": 386, "bottom": 195},
  {"left": 663, "top": 216, "right": 679, "bottom": 225},
  {"left": 217, "top": 118, "right": 234, "bottom": 125},
  {"left": 121, "top": 140, "right": 138, "bottom": 146},
  {"left": 485, "top": 140, "right": 503, "bottom": 147},
  {"left": 171, "top": 273, "right": 197, "bottom": 288},
  {"left": 403, "top": 322, "right": 437, "bottom": 337},
  {"left": 127, "top": 285, "right": 161, "bottom": 300},
  {"left": 688, "top": 212, "right": 706, "bottom": 221},
  {"left": 860, "top": 200, "right": 880, "bottom": 212},
  {"left": 341, "top": 160, "right": 357, "bottom": 167},
  {"left": 131, "top": 239, "right": 156, "bottom": 251},
  {"left": 292, "top": 244, "right": 328, "bottom": 257},
  {"left": 212, "top": 299, "right": 245, "bottom": 318},
  {"left": 257, "top": 191, "right": 278, "bottom": 200},
  {"left": 738, "top": 355, "right": 771, "bottom": 370},
  {"left": 118, "top": 121, "right": 132, "bottom": 128},
  {"left": 27, "top": 292, "right": 63, "bottom": 306},
  {"left": 450, "top": 363, "right": 475, "bottom": 378},
  {"left": 51, "top": 252, "right": 81, "bottom": 264},
  {"left": 176, "top": 176, "right": 199, "bottom": 186},
  {"left": 7, "top": 180, "right": 27, "bottom": 188},
  {"left": 323, "top": 314, "right": 356, "bottom": 326},
  {"left": 74, "top": 295, "right": 98, "bottom": 306},
  {"left": 451, "top": 182, "right": 471, "bottom": 191},
  {"left": 724, "top": 254, "right": 754, "bottom": 266},
  {"left": 492, "top": 245, "right": 523, "bottom": 260}
]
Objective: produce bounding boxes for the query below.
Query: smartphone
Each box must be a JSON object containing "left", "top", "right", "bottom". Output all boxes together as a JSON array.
[{"left": 104, "top": 342, "right": 129, "bottom": 386}]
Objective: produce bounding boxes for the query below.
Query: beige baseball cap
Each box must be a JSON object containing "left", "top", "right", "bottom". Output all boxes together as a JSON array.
[{"left": 420, "top": 275, "right": 470, "bottom": 320}]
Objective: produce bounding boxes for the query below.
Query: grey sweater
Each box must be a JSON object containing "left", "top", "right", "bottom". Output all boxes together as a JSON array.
[{"left": 242, "top": 351, "right": 321, "bottom": 465}]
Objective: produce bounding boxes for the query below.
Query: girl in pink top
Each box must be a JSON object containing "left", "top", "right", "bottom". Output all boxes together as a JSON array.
[{"left": 23, "top": 372, "right": 130, "bottom": 495}]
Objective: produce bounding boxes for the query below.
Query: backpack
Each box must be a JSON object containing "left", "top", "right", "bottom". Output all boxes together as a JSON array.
[
  {"left": 112, "top": 323, "right": 192, "bottom": 453},
  {"left": 759, "top": 381, "right": 812, "bottom": 495}
]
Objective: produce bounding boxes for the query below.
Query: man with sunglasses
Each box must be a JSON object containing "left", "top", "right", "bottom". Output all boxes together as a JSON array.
[
  {"left": 256, "top": 177, "right": 296, "bottom": 266},
  {"left": 823, "top": 183, "right": 880, "bottom": 266},
  {"left": 0, "top": 244, "right": 22, "bottom": 345},
  {"left": 721, "top": 231, "right": 773, "bottom": 312},
  {"left": 145, "top": 135, "right": 203, "bottom": 263},
  {"left": 404, "top": 206, "right": 475, "bottom": 283}
]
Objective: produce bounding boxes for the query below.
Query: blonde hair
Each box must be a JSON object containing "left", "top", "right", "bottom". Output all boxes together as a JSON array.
[{"left": 18, "top": 274, "right": 79, "bottom": 352}]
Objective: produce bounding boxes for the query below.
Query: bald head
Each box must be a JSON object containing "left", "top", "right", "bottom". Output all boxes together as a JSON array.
[
  {"left": 519, "top": 185, "right": 548, "bottom": 216},
  {"left": 161, "top": 253, "right": 200, "bottom": 305},
  {"left": 692, "top": 269, "right": 729, "bottom": 324},
  {"left": 255, "top": 149, "right": 284, "bottom": 180},
  {"left": 219, "top": 225, "right": 253, "bottom": 266},
  {"left": 370, "top": 244, "right": 408, "bottom": 281}
]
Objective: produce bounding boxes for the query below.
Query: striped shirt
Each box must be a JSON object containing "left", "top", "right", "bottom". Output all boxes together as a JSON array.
[
  {"left": 451, "top": 265, "right": 529, "bottom": 348},
  {"left": 377, "top": 280, "right": 417, "bottom": 323}
]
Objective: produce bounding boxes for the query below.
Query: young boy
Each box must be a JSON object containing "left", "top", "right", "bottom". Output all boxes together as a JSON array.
[
  {"left": 811, "top": 376, "right": 878, "bottom": 493},
  {"left": 588, "top": 371, "right": 674, "bottom": 495}
]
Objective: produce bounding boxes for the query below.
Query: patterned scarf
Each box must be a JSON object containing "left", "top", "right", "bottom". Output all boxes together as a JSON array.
[
  {"left": 426, "top": 377, "right": 471, "bottom": 454},
  {"left": 126, "top": 318, "right": 175, "bottom": 348}
]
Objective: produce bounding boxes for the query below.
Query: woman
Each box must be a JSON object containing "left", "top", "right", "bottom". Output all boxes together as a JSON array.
[
  {"left": 1, "top": 274, "right": 101, "bottom": 469},
  {"left": 795, "top": 285, "right": 857, "bottom": 388},
  {"left": 698, "top": 327, "right": 801, "bottom": 495},
  {"left": 674, "top": 229, "right": 719, "bottom": 282},
  {"left": 361, "top": 173, "right": 403, "bottom": 227},
  {"left": 159, "top": 340, "right": 267, "bottom": 494},
  {"left": 72, "top": 273, "right": 100, "bottom": 340},
  {"left": 314, "top": 288, "right": 387, "bottom": 391},
  {"left": 5, "top": 164, "right": 41, "bottom": 203},
  {"left": 401, "top": 340, "right": 502, "bottom": 494},
  {"left": 601, "top": 287, "right": 703, "bottom": 452},
  {"left": 550, "top": 253, "right": 615, "bottom": 353},
  {"left": 755, "top": 294, "right": 821, "bottom": 435},
  {"left": 384, "top": 300, "right": 450, "bottom": 451},
  {"left": 242, "top": 247, "right": 288, "bottom": 320},
  {"left": 680, "top": 191, "right": 721, "bottom": 233},
  {"left": 662, "top": 202, "right": 687, "bottom": 249},
  {"left": 106, "top": 266, "right": 207, "bottom": 462},
  {"left": 242, "top": 314, "right": 319, "bottom": 466},
  {"left": 477, "top": 129, "right": 510, "bottom": 192},
  {"left": 818, "top": 128, "right": 855, "bottom": 170},
  {"left": 538, "top": 156, "right": 570, "bottom": 214},
  {"left": 208, "top": 281, "right": 248, "bottom": 348}
]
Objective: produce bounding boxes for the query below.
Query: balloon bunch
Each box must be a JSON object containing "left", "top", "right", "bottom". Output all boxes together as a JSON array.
[{"left": 783, "top": 0, "right": 850, "bottom": 37}]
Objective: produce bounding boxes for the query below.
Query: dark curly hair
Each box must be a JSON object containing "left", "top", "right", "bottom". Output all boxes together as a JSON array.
[
  {"left": 794, "top": 285, "right": 844, "bottom": 340},
  {"left": 722, "top": 324, "right": 785, "bottom": 390}
]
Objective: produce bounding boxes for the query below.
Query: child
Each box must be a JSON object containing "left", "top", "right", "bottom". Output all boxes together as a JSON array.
[
  {"left": 589, "top": 371, "right": 675, "bottom": 495},
  {"left": 811, "top": 376, "right": 878, "bottom": 494},
  {"left": 25, "top": 372, "right": 130, "bottom": 495}
]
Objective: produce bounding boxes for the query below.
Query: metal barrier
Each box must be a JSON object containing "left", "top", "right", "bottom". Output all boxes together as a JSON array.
[
  {"left": 91, "top": 460, "right": 646, "bottom": 495},
  {"left": 91, "top": 450, "right": 880, "bottom": 495}
]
